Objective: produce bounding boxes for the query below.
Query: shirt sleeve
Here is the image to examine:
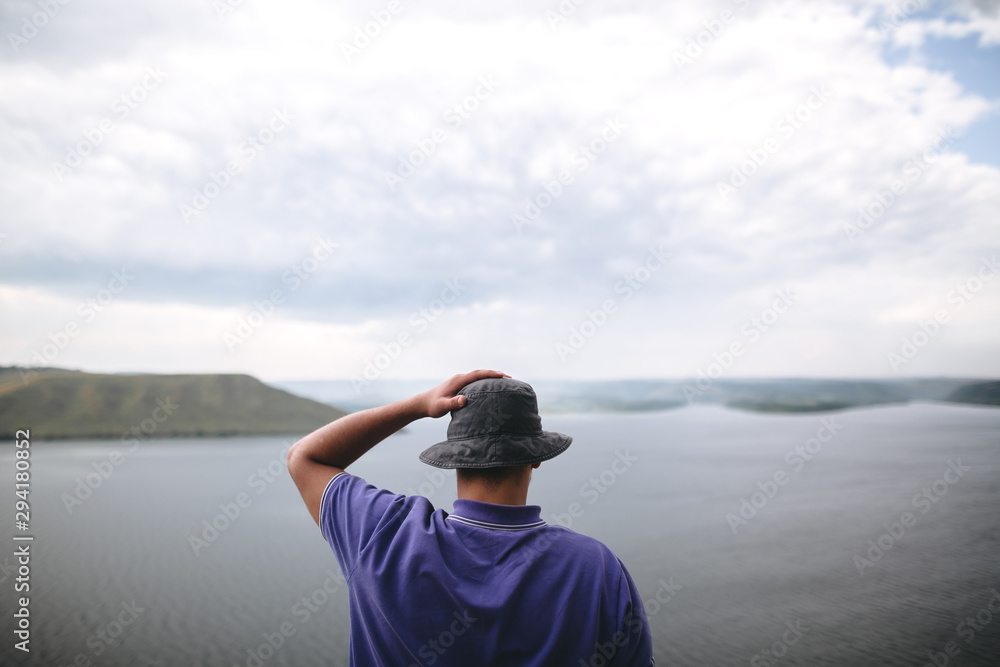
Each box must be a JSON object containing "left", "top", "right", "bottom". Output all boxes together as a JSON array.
[
  {"left": 319, "top": 472, "right": 407, "bottom": 580},
  {"left": 612, "top": 557, "right": 655, "bottom": 667}
]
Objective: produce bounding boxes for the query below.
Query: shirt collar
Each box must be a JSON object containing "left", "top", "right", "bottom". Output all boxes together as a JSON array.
[{"left": 448, "top": 499, "right": 546, "bottom": 532}]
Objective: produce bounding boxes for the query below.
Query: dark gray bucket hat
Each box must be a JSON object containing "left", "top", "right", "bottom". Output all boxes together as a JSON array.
[{"left": 419, "top": 378, "right": 572, "bottom": 469}]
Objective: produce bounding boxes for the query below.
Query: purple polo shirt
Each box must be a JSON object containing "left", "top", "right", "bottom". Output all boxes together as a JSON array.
[{"left": 320, "top": 472, "right": 654, "bottom": 666}]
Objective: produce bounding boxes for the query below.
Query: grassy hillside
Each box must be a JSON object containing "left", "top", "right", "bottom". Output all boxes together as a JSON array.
[
  {"left": 0, "top": 368, "right": 347, "bottom": 439},
  {"left": 945, "top": 381, "right": 1000, "bottom": 407}
]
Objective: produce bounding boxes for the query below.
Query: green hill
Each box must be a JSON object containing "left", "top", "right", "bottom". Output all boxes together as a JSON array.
[
  {"left": 0, "top": 368, "right": 348, "bottom": 439},
  {"left": 945, "top": 381, "right": 1000, "bottom": 407}
]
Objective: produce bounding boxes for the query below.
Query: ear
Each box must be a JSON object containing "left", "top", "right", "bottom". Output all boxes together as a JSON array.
[{"left": 531, "top": 462, "right": 541, "bottom": 470}]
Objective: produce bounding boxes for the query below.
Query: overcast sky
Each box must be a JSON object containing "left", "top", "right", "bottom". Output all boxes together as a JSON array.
[{"left": 1, "top": 0, "right": 998, "bottom": 383}]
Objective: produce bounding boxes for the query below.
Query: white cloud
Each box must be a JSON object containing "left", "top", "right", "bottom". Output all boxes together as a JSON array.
[{"left": 1, "top": 0, "right": 998, "bottom": 380}]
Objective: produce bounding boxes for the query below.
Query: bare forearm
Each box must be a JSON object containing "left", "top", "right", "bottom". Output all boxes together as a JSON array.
[
  {"left": 292, "top": 394, "right": 427, "bottom": 470},
  {"left": 287, "top": 370, "right": 506, "bottom": 525}
]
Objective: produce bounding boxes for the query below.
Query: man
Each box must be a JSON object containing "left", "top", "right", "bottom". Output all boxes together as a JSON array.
[{"left": 288, "top": 369, "right": 654, "bottom": 665}]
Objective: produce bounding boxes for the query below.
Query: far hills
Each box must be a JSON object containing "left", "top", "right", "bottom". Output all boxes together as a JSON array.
[
  {"left": 276, "top": 377, "right": 1000, "bottom": 415},
  {"left": 0, "top": 367, "right": 347, "bottom": 440},
  {"left": 946, "top": 381, "right": 1000, "bottom": 407},
  {"left": 1, "top": 368, "right": 996, "bottom": 441}
]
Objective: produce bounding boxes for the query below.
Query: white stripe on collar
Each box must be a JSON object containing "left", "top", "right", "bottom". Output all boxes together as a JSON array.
[{"left": 446, "top": 514, "right": 547, "bottom": 531}]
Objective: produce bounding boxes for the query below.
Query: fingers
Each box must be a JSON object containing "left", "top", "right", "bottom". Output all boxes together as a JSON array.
[
  {"left": 458, "top": 369, "right": 511, "bottom": 384},
  {"left": 438, "top": 370, "right": 511, "bottom": 402},
  {"left": 427, "top": 394, "right": 466, "bottom": 419}
]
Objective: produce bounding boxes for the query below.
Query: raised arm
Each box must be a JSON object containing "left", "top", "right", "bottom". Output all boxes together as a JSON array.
[{"left": 287, "top": 369, "right": 510, "bottom": 524}]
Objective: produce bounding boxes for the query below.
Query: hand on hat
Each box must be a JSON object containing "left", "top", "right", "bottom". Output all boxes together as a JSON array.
[{"left": 420, "top": 369, "right": 511, "bottom": 418}]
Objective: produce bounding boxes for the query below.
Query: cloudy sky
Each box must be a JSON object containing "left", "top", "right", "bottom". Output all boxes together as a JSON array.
[{"left": 1, "top": 0, "right": 998, "bottom": 383}]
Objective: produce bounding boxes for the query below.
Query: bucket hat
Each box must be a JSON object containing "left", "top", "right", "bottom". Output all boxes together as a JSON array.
[{"left": 419, "top": 378, "right": 572, "bottom": 469}]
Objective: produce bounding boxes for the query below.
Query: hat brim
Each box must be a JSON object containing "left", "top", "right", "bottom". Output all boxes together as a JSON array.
[{"left": 419, "top": 430, "right": 572, "bottom": 469}]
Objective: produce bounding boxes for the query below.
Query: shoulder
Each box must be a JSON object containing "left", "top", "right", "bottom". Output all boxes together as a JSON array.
[
  {"left": 321, "top": 471, "right": 435, "bottom": 517},
  {"left": 534, "top": 524, "right": 629, "bottom": 573},
  {"left": 320, "top": 472, "right": 436, "bottom": 541}
]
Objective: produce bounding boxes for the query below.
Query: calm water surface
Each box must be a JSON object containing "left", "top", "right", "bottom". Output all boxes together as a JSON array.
[{"left": 1, "top": 403, "right": 998, "bottom": 666}]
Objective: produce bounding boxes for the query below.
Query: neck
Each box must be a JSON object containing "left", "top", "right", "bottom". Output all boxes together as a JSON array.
[
  {"left": 457, "top": 484, "right": 529, "bottom": 506},
  {"left": 456, "top": 468, "right": 532, "bottom": 506}
]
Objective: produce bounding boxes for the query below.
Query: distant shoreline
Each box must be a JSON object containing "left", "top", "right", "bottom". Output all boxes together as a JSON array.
[
  {"left": 2, "top": 368, "right": 996, "bottom": 441},
  {"left": 11, "top": 401, "right": 997, "bottom": 442},
  {"left": 276, "top": 376, "right": 1000, "bottom": 416}
]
